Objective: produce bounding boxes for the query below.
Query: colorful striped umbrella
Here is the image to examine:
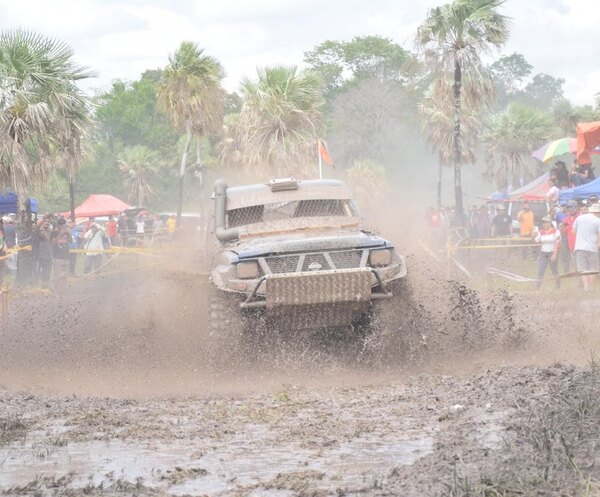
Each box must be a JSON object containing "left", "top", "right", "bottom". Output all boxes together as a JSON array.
[{"left": 531, "top": 137, "right": 577, "bottom": 163}]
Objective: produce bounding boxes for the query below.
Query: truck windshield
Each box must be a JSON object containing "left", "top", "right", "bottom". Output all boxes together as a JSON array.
[{"left": 227, "top": 199, "right": 355, "bottom": 228}]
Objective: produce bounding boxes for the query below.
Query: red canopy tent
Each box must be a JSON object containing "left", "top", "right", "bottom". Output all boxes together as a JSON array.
[
  {"left": 576, "top": 122, "right": 600, "bottom": 164},
  {"left": 66, "top": 194, "right": 131, "bottom": 218}
]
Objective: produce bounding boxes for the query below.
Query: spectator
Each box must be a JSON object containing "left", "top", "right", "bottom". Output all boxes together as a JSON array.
[
  {"left": 554, "top": 161, "right": 570, "bottom": 188},
  {"left": 491, "top": 205, "right": 511, "bottom": 237},
  {"left": 83, "top": 223, "right": 106, "bottom": 273},
  {"left": 468, "top": 205, "right": 478, "bottom": 238},
  {"left": 572, "top": 203, "right": 600, "bottom": 291},
  {"left": 546, "top": 178, "right": 560, "bottom": 203},
  {"left": 118, "top": 213, "right": 129, "bottom": 246},
  {"left": 85, "top": 216, "right": 96, "bottom": 231},
  {"left": 517, "top": 203, "right": 535, "bottom": 238},
  {"left": 67, "top": 220, "right": 79, "bottom": 275},
  {"left": 579, "top": 161, "right": 595, "bottom": 182},
  {"left": 555, "top": 203, "right": 570, "bottom": 273},
  {"left": 560, "top": 200, "right": 580, "bottom": 268},
  {"left": 475, "top": 206, "right": 491, "bottom": 238},
  {"left": 153, "top": 215, "right": 166, "bottom": 243},
  {"left": 37, "top": 218, "right": 53, "bottom": 288},
  {"left": 570, "top": 161, "right": 592, "bottom": 186},
  {"left": 3, "top": 216, "right": 16, "bottom": 249},
  {"left": 135, "top": 216, "right": 145, "bottom": 247},
  {"left": 106, "top": 215, "right": 118, "bottom": 246},
  {"left": 166, "top": 215, "right": 176, "bottom": 240},
  {"left": 51, "top": 218, "right": 71, "bottom": 294},
  {"left": 534, "top": 216, "right": 561, "bottom": 290}
]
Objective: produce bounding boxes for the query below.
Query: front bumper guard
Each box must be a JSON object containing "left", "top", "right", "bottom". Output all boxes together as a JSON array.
[{"left": 240, "top": 267, "right": 392, "bottom": 310}]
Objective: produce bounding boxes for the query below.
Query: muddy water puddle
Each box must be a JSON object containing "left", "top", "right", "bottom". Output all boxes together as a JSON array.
[{"left": 0, "top": 428, "right": 434, "bottom": 495}]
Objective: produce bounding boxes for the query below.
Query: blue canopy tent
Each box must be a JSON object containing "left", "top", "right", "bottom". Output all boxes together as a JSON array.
[
  {"left": 0, "top": 192, "right": 38, "bottom": 214},
  {"left": 559, "top": 177, "right": 600, "bottom": 201},
  {"left": 0, "top": 192, "right": 18, "bottom": 213}
]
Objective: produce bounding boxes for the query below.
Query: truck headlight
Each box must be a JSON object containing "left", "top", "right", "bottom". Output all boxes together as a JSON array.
[
  {"left": 236, "top": 260, "right": 260, "bottom": 279},
  {"left": 369, "top": 249, "right": 392, "bottom": 267}
]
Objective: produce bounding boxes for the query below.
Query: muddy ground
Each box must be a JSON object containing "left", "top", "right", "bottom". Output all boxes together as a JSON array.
[{"left": 1, "top": 248, "right": 600, "bottom": 496}]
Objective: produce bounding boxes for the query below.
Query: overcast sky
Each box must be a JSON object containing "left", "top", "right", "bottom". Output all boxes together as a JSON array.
[{"left": 1, "top": 0, "right": 598, "bottom": 105}]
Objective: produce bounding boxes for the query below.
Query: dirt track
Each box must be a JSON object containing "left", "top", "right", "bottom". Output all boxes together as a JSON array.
[{"left": 1, "top": 249, "right": 600, "bottom": 496}]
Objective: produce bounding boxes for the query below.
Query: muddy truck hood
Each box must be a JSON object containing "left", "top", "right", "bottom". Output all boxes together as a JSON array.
[{"left": 231, "top": 230, "right": 390, "bottom": 259}]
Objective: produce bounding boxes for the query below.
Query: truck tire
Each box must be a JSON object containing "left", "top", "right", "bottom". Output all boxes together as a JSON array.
[{"left": 207, "top": 286, "right": 247, "bottom": 365}]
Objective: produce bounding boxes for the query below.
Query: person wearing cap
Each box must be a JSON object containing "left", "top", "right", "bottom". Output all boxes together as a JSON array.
[
  {"left": 553, "top": 161, "right": 569, "bottom": 188},
  {"left": 572, "top": 203, "right": 600, "bottom": 291},
  {"left": 491, "top": 204, "right": 511, "bottom": 237},
  {"left": 589, "top": 195, "right": 599, "bottom": 205},
  {"left": 534, "top": 216, "right": 561, "bottom": 290}
]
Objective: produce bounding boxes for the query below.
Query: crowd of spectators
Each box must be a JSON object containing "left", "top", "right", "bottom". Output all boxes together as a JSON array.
[
  {"left": 0, "top": 211, "right": 178, "bottom": 291},
  {"left": 425, "top": 195, "right": 600, "bottom": 292}
]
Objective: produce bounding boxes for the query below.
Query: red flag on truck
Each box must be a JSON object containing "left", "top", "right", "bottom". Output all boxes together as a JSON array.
[{"left": 318, "top": 139, "right": 334, "bottom": 166}]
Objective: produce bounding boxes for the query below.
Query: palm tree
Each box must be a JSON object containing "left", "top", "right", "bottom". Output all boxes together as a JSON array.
[
  {"left": 416, "top": 0, "right": 510, "bottom": 222},
  {"left": 483, "top": 102, "right": 554, "bottom": 189},
  {"left": 118, "top": 145, "right": 158, "bottom": 207},
  {"left": 418, "top": 79, "right": 480, "bottom": 209},
  {"left": 157, "top": 41, "right": 224, "bottom": 226},
  {"left": 233, "top": 65, "right": 324, "bottom": 177},
  {"left": 0, "top": 30, "right": 94, "bottom": 192}
]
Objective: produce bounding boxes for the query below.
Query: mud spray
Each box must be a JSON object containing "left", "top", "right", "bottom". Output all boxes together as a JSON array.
[{"left": 1, "top": 188, "right": 600, "bottom": 496}]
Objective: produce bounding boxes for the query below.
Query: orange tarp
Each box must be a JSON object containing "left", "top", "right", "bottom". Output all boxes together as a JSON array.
[{"left": 576, "top": 122, "right": 600, "bottom": 165}]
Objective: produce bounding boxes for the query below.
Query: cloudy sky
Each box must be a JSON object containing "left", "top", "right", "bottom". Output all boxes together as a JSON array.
[{"left": 1, "top": 0, "right": 598, "bottom": 105}]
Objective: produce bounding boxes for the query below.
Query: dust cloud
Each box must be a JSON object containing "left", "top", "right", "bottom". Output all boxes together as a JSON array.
[{"left": 1, "top": 190, "right": 597, "bottom": 400}]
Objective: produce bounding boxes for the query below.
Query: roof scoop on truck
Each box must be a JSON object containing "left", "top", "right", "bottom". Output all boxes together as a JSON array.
[{"left": 268, "top": 178, "right": 298, "bottom": 192}]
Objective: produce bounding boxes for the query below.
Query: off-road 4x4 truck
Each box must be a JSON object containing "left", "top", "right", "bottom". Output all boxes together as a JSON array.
[{"left": 208, "top": 177, "right": 408, "bottom": 334}]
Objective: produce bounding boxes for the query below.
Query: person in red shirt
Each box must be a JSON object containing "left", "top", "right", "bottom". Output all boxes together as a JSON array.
[
  {"left": 560, "top": 200, "right": 579, "bottom": 255},
  {"left": 105, "top": 215, "right": 118, "bottom": 246}
]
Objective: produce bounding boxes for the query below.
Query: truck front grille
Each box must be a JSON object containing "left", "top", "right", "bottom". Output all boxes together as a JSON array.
[{"left": 264, "top": 249, "right": 366, "bottom": 274}]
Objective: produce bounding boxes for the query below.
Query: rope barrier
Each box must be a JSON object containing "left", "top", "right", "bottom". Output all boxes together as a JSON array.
[{"left": 457, "top": 243, "right": 540, "bottom": 250}]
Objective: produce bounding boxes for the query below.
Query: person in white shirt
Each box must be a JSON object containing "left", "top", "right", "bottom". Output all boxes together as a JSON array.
[
  {"left": 545, "top": 178, "right": 560, "bottom": 204},
  {"left": 534, "top": 216, "right": 561, "bottom": 290},
  {"left": 135, "top": 216, "right": 145, "bottom": 247},
  {"left": 83, "top": 223, "right": 106, "bottom": 273},
  {"left": 572, "top": 203, "right": 600, "bottom": 291}
]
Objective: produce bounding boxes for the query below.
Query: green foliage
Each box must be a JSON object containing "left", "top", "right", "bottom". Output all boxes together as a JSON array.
[
  {"left": 118, "top": 145, "right": 159, "bottom": 206},
  {"left": 95, "top": 71, "right": 177, "bottom": 150},
  {"left": 520, "top": 73, "right": 565, "bottom": 111},
  {"left": 490, "top": 52, "right": 533, "bottom": 90},
  {"left": 304, "top": 35, "right": 410, "bottom": 98},
  {"left": 157, "top": 41, "right": 224, "bottom": 135},
  {"left": 327, "top": 79, "right": 425, "bottom": 176},
  {"left": 552, "top": 98, "right": 600, "bottom": 136},
  {"left": 0, "top": 29, "right": 94, "bottom": 192},
  {"left": 418, "top": 79, "right": 481, "bottom": 167},
  {"left": 225, "top": 65, "right": 325, "bottom": 177},
  {"left": 483, "top": 102, "right": 555, "bottom": 188}
]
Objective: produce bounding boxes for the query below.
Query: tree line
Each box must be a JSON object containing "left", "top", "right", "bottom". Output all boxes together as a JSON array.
[{"left": 1, "top": 0, "right": 599, "bottom": 223}]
